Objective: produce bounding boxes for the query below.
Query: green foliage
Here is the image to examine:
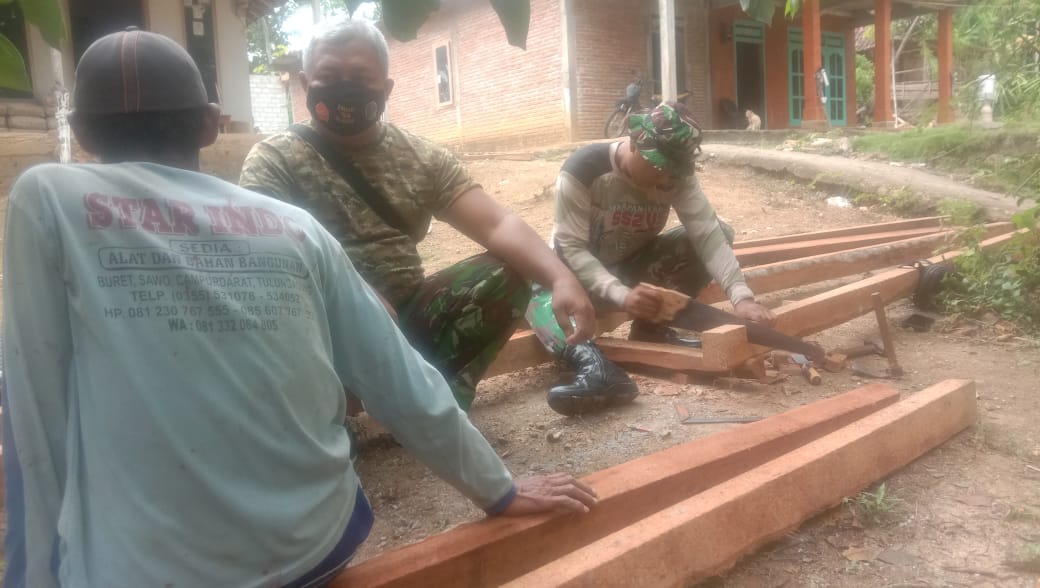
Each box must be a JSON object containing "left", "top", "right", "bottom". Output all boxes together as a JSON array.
[
  {"left": 940, "top": 196, "right": 985, "bottom": 224},
  {"left": 490, "top": 0, "right": 530, "bottom": 49},
  {"left": 852, "top": 125, "right": 1040, "bottom": 203},
  {"left": 0, "top": 32, "right": 28, "bottom": 91},
  {"left": 740, "top": 0, "right": 776, "bottom": 24},
  {"left": 18, "top": 0, "right": 64, "bottom": 47},
  {"left": 0, "top": 0, "right": 66, "bottom": 91},
  {"left": 246, "top": 1, "right": 296, "bottom": 74},
  {"left": 855, "top": 53, "right": 875, "bottom": 115},
  {"left": 852, "top": 187, "right": 933, "bottom": 218},
  {"left": 380, "top": 0, "right": 439, "bottom": 43},
  {"left": 940, "top": 222, "right": 1040, "bottom": 332},
  {"left": 1006, "top": 543, "right": 1040, "bottom": 573},
  {"left": 842, "top": 483, "right": 903, "bottom": 527},
  {"left": 952, "top": 0, "right": 1040, "bottom": 121},
  {"left": 937, "top": 198, "right": 987, "bottom": 226}
]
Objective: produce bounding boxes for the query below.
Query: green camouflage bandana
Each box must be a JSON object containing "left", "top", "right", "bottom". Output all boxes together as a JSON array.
[{"left": 628, "top": 101, "right": 703, "bottom": 177}]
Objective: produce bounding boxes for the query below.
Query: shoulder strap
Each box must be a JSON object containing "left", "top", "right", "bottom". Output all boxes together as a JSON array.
[{"left": 289, "top": 124, "right": 415, "bottom": 238}]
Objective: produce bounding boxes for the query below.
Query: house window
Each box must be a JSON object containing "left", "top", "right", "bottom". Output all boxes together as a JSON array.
[
  {"left": 434, "top": 44, "right": 453, "bottom": 105},
  {"left": 0, "top": 1, "right": 33, "bottom": 99}
]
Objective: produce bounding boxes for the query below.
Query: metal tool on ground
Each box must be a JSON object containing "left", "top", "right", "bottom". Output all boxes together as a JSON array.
[
  {"left": 641, "top": 283, "right": 825, "bottom": 361},
  {"left": 682, "top": 415, "right": 762, "bottom": 425},
  {"left": 791, "top": 353, "right": 822, "bottom": 385},
  {"left": 849, "top": 361, "right": 899, "bottom": 379},
  {"left": 871, "top": 291, "right": 904, "bottom": 377},
  {"left": 835, "top": 336, "right": 885, "bottom": 359}
]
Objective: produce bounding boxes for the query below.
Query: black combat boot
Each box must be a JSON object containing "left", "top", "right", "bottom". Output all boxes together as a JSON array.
[{"left": 547, "top": 342, "right": 640, "bottom": 416}]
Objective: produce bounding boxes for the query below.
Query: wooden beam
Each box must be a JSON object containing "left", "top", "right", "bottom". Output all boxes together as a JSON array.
[
  {"left": 333, "top": 384, "right": 901, "bottom": 588},
  {"left": 486, "top": 226, "right": 1021, "bottom": 379},
  {"left": 699, "top": 222, "right": 1014, "bottom": 304},
  {"left": 731, "top": 217, "right": 943, "bottom": 250},
  {"left": 595, "top": 338, "right": 720, "bottom": 373},
  {"left": 506, "top": 379, "right": 976, "bottom": 588},
  {"left": 734, "top": 226, "right": 944, "bottom": 266},
  {"left": 771, "top": 228, "right": 1025, "bottom": 339},
  {"left": 700, "top": 324, "right": 752, "bottom": 371},
  {"left": 937, "top": 9, "right": 954, "bottom": 124}
]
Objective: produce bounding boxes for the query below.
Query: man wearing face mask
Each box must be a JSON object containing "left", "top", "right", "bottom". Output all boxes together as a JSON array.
[
  {"left": 526, "top": 102, "right": 776, "bottom": 415},
  {"left": 240, "top": 20, "right": 595, "bottom": 411}
]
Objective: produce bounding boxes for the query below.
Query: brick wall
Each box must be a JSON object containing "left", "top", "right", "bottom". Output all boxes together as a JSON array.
[
  {"left": 386, "top": 0, "right": 567, "bottom": 152},
  {"left": 572, "top": 0, "right": 650, "bottom": 140},
  {"left": 571, "top": 0, "right": 713, "bottom": 140},
  {"left": 683, "top": 0, "right": 713, "bottom": 128},
  {"left": 250, "top": 74, "right": 290, "bottom": 133},
  {"left": 287, "top": 73, "right": 309, "bottom": 124}
]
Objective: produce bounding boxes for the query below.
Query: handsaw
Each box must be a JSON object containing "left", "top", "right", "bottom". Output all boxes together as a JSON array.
[{"left": 640, "top": 283, "right": 825, "bottom": 361}]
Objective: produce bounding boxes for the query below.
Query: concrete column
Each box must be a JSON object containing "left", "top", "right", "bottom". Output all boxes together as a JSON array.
[
  {"left": 561, "top": 0, "right": 579, "bottom": 141},
  {"left": 937, "top": 9, "right": 954, "bottom": 124},
  {"left": 801, "top": 0, "right": 827, "bottom": 128},
  {"left": 659, "top": 0, "right": 677, "bottom": 102},
  {"left": 873, "top": 0, "right": 894, "bottom": 126}
]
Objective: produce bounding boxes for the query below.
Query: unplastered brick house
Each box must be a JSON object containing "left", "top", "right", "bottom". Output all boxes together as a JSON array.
[{"left": 384, "top": 0, "right": 967, "bottom": 152}]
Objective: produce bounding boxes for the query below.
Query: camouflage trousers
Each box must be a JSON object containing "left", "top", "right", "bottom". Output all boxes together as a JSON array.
[
  {"left": 396, "top": 252, "right": 529, "bottom": 411},
  {"left": 527, "top": 223, "right": 735, "bottom": 354}
]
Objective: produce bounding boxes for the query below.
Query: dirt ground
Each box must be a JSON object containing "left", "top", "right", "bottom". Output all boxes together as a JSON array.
[
  {"left": 0, "top": 149, "right": 1036, "bottom": 586},
  {"left": 351, "top": 156, "right": 1040, "bottom": 587}
]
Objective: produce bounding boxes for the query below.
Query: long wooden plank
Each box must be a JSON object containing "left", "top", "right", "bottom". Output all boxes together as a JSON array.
[
  {"left": 507, "top": 379, "right": 977, "bottom": 588},
  {"left": 734, "top": 226, "right": 947, "bottom": 266},
  {"left": 594, "top": 337, "right": 717, "bottom": 373},
  {"left": 333, "top": 384, "right": 901, "bottom": 588},
  {"left": 486, "top": 226, "right": 1023, "bottom": 378},
  {"left": 698, "top": 222, "right": 1014, "bottom": 304},
  {"left": 731, "top": 216, "right": 944, "bottom": 249},
  {"left": 772, "top": 228, "right": 1025, "bottom": 339}
]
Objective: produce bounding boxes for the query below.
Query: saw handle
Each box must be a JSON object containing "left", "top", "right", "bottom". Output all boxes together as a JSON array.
[{"left": 801, "top": 363, "right": 823, "bottom": 385}]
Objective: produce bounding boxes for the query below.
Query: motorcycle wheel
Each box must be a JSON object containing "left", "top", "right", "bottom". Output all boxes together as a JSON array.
[{"left": 603, "top": 108, "right": 630, "bottom": 139}]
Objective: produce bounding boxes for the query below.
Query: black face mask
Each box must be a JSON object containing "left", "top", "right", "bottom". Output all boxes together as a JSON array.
[{"left": 307, "top": 80, "right": 385, "bottom": 136}]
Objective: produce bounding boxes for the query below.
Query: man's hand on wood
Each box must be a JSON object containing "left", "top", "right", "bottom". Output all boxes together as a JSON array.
[
  {"left": 500, "top": 474, "right": 599, "bottom": 516},
  {"left": 734, "top": 298, "right": 776, "bottom": 326},
  {"left": 623, "top": 284, "right": 664, "bottom": 321}
]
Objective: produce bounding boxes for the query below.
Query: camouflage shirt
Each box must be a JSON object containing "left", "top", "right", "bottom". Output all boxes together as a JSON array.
[{"left": 239, "top": 122, "right": 478, "bottom": 305}]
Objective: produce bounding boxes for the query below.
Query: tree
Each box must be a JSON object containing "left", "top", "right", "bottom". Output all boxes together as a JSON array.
[
  {"left": 247, "top": 1, "right": 297, "bottom": 73},
  {"left": 951, "top": 0, "right": 1040, "bottom": 120}
]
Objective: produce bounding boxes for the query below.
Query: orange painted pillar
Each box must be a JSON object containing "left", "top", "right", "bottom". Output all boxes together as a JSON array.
[
  {"left": 873, "top": 0, "right": 893, "bottom": 126},
  {"left": 937, "top": 9, "right": 954, "bottom": 123},
  {"left": 801, "top": 0, "right": 827, "bottom": 128}
]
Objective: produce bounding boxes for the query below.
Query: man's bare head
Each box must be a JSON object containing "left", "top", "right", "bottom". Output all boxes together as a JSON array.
[{"left": 302, "top": 19, "right": 390, "bottom": 79}]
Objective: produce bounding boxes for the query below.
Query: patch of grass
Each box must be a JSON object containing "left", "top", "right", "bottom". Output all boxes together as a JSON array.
[
  {"left": 939, "top": 224, "right": 1040, "bottom": 333},
  {"left": 852, "top": 125, "right": 1040, "bottom": 202},
  {"left": 852, "top": 187, "right": 934, "bottom": 218},
  {"left": 843, "top": 483, "right": 904, "bottom": 527},
  {"left": 1005, "top": 505, "right": 1040, "bottom": 523},
  {"left": 1005, "top": 543, "right": 1040, "bottom": 573},
  {"left": 937, "top": 198, "right": 988, "bottom": 226}
]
